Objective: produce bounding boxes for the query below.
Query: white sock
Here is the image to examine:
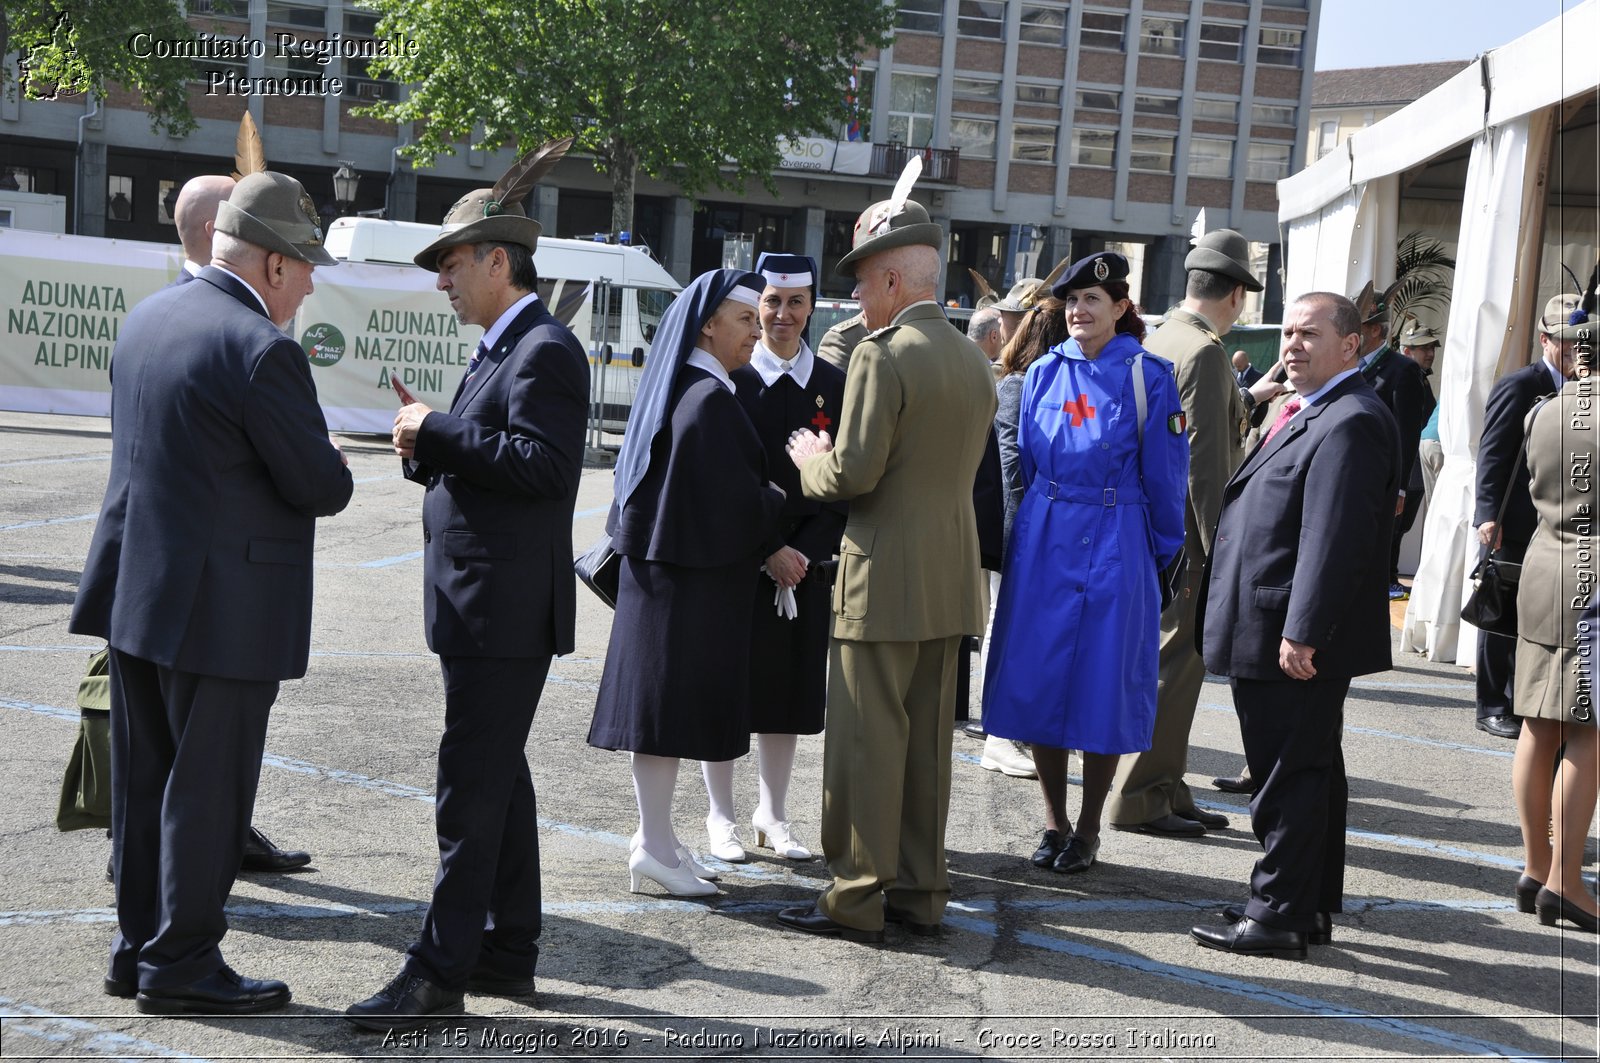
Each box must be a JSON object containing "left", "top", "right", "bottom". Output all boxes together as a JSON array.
[
  {"left": 631, "top": 753, "right": 681, "bottom": 866},
  {"left": 755, "top": 733, "right": 798, "bottom": 824},
  {"left": 701, "top": 758, "right": 738, "bottom": 829}
]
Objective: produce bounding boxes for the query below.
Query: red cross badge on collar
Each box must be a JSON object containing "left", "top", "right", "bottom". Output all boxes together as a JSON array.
[{"left": 1062, "top": 394, "right": 1096, "bottom": 427}]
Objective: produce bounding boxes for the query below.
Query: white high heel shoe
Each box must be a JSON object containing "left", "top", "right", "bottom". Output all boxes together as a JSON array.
[
  {"left": 628, "top": 846, "right": 718, "bottom": 897},
  {"left": 705, "top": 818, "right": 748, "bottom": 862},
  {"left": 751, "top": 813, "right": 813, "bottom": 860},
  {"left": 629, "top": 830, "right": 717, "bottom": 881}
]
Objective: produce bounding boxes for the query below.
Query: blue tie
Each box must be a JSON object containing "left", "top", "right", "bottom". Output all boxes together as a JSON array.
[{"left": 466, "top": 341, "right": 487, "bottom": 380}]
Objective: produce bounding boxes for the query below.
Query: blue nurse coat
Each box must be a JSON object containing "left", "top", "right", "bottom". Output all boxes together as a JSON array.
[{"left": 981, "top": 332, "right": 1188, "bottom": 754}]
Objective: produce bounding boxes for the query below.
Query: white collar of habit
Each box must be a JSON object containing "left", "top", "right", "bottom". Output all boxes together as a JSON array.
[{"left": 750, "top": 339, "right": 814, "bottom": 388}]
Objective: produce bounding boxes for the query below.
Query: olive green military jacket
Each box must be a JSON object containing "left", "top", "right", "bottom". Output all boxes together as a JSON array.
[
  {"left": 1143, "top": 307, "right": 1248, "bottom": 558},
  {"left": 816, "top": 313, "right": 869, "bottom": 373},
  {"left": 1519, "top": 378, "right": 1600, "bottom": 649},
  {"left": 799, "top": 302, "right": 997, "bottom": 642}
]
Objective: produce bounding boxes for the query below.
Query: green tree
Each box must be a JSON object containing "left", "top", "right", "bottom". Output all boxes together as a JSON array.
[
  {"left": 356, "top": 0, "right": 892, "bottom": 235},
  {"left": 2, "top": 0, "right": 198, "bottom": 135}
]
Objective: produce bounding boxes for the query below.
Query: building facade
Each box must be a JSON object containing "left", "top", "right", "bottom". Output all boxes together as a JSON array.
[
  {"left": 1307, "top": 60, "right": 1467, "bottom": 166},
  {"left": 2, "top": 0, "right": 1318, "bottom": 316}
]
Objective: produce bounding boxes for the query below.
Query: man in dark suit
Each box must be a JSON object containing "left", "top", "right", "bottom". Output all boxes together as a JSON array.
[
  {"left": 168, "top": 174, "right": 314, "bottom": 873},
  {"left": 347, "top": 146, "right": 589, "bottom": 1030},
  {"left": 1232, "top": 350, "right": 1263, "bottom": 388},
  {"left": 1354, "top": 298, "right": 1431, "bottom": 600},
  {"left": 1191, "top": 291, "right": 1398, "bottom": 959},
  {"left": 1472, "top": 294, "right": 1579, "bottom": 739},
  {"left": 70, "top": 172, "right": 354, "bottom": 1012}
]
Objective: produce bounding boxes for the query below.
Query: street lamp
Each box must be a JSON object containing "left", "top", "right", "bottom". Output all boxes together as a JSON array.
[{"left": 332, "top": 161, "right": 360, "bottom": 214}]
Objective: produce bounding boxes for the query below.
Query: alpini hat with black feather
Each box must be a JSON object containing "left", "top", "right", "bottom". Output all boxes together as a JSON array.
[{"left": 413, "top": 138, "right": 573, "bottom": 272}]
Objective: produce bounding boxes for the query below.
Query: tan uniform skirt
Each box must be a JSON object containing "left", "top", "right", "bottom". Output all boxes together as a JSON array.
[{"left": 1514, "top": 637, "right": 1597, "bottom": 725}]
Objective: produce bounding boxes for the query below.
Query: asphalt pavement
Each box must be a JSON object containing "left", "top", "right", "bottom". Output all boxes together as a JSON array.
[{"left": 0, "top": 410, "right": 1595, "bottom": 1061}]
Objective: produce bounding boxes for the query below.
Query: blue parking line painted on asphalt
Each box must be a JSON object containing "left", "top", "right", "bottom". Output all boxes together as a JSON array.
[
  {"left": 1198, "top": 699, "right": 1510, "bottom": 759},
  {"left": 573, "top": 505, "right": 610, "bottom": 519},
  {"left": 0, "top": 513, "right": 97, "bottom": 533},
  {"left": 0, "top": 697, "right": 78, "bottom": 722},
  {"left": 351, "top": 473, "right": 400, "bottom": 484},
  {"left": 356, "top": 549, "right": 424, "bottom": 568},
  {"left": 0, "top": 997, "right": 213, "bottom": 1060},
  {"left": 0, "top": 454, "right": 109, "bottom": 469},
  {"left": 943, "top": 915, "right": 1558, "bottom": 1061}
]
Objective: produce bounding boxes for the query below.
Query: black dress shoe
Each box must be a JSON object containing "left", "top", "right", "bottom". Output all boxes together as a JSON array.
[
  {"left": 1515, "top": 875, "right": 1543, "bottom": 914},
  {"left": 884, "top": 907, "right": 941, "bottom": 937},
  {"left": 1051, "top": 834, "right": 1100, "bottom": 874},
  {"left": 103, "top": 975, "right": 136, "bottom": 999},
  {"left": 136, "top": 967, "right": 291, "bottom": 1014},
  {"left": 1212, "top": 773, "right": 1259, "bottom": 795},
  {"left": 776, "top": 904, "right": 884, "bottom": 943},
  {"left": 1114, "top": 812, "right": 1204, "bottom": 837},
  {"left": 1185, "top": 808, "right": 1230, "bottom": 830},
  {"left": 962, "top": 721, "right": 987, "bottom": 739},
  {"left": 1192, "top": 916, "right": 1307, "bottom": 959},
  {"left": 1030, "top": 829, "right": 1067, "bottom": 868},
  {"left": 464, "top": 969, "right": 536, "bottom": 997},
  {"left": 346, "top": 971, "right": 465, "bottom": 1032},
  {"left": 1475, "top": 714, "right": 1522, "bottom": 740},
  {"left": 1221, "top": 904, "right": 1332, "bottom": 945},
  {"left": 1535, "top": 887, "right": 1600, "bottom": 933},
  {"left": 240, "top": 826, "right": 311, "bottom": 872}
]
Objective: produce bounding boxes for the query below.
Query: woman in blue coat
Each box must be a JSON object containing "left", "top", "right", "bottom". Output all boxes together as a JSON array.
[{"left": 982, "top": 252, "right": 1188, "bottom": 875}]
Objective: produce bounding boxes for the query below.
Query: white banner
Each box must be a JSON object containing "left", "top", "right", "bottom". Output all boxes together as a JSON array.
[{"left": 775, "top": 137, "right": 871, "bottom": 176}]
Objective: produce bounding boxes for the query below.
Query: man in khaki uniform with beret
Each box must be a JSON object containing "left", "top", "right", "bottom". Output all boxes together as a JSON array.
[
  {"left": 781, "top": 195, "right": 996, "bottom": 942},
  {"left": 1108, "top": 228, "right": 1266, "bottom": 837}
]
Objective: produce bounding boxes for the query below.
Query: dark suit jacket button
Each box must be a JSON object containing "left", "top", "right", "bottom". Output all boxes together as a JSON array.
[{"left": 423, "top": 532, "right": 431, "bottom": 543}]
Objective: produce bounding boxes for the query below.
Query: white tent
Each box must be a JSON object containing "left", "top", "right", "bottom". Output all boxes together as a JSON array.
[{"left": 1277, "top": 0, "right": 1600, "bottom": 664}]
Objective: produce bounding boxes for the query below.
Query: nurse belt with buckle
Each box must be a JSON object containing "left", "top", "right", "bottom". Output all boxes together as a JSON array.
[{"left": 1043, "top": 483, "right": 1145, "bottom": 505}]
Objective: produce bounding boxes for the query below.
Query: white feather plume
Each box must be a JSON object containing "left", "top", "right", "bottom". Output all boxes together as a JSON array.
[{"left": 888, "top": 154, "right": 922, "bottom": 220}]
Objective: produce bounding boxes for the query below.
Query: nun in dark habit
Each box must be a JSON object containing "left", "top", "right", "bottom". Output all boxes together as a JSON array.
[
  {"left": 699, "top": 253, "right": 847, "bottom": 864},
  {"left": 588, "top": 269, "right": 786, "bottom": 897}
]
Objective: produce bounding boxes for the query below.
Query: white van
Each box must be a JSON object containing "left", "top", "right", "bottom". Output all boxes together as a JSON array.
[{"left": 318, "top": 218, "right": 681, "bottom": 434}]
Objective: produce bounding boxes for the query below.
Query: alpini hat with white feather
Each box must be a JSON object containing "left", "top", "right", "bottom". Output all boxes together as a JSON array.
[
  {"left": 835, "top": 156, "right": 943, "bottom": 278},
  {"left": 413, "top": 138, "right": 573, "bottom": 272}
]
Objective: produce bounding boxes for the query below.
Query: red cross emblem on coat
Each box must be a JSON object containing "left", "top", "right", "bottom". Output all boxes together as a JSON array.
[
  {"left": 1063, "top": 394, "right": 1096, "bottom": 427},
  {"left": 811, "top": 409, "right": 833, "bottom": 432}
]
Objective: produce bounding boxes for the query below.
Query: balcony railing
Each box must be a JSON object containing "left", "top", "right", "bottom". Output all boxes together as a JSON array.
[{"left": 871, "top": 143, "right": 960, "bottom": 184}]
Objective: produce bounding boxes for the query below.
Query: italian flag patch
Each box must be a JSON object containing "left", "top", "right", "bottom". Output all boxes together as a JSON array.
[{"left": 1168, "top": 412, "right": 1187, "bottom": 434}]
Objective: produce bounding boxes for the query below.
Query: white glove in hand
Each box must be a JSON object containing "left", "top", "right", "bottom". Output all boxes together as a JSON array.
[{"left": 774, "top": 584, "right": 798, "bottom": 620}]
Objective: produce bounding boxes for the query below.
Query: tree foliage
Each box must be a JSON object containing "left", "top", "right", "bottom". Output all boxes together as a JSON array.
[
  {"left": 2, "top": 0, "right": 198, "bottom": 135},
  {"left": 355, "top": 0, "right": 892, "bottom": 233}
]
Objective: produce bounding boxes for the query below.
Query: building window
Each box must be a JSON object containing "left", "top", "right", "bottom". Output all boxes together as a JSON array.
[
  {"left": 1258, "top": 26, "right": 1304, "bottom": 67},
  {"left": 952, "top": 76, "right": 1001, "bottom": 101},
  {"left": 1247, "top": 141, "right": 1293, "bottom": 181},
  {"left": 1198, "top": 22, "right": 1243, "bottom": 61},
  {"left": 888, "top": 73, "right": 937, "bottom": 149},
  {"left": 895, "top": 0, "right": 942, "bottom": 33},
  {"left": 1188, "top": 137, "right": 1234, "bottom": 178},
  {"left": 1076, "top": 87, "right": 1121, "bottom": 112},
  {"left": 266, "top": 1, "right": 323, "bottom": 29},
  {"left": 1129, "top": 133, "right": 1175, "bottom": 174},
  {"left": 1081, "top": 11, "right": 1126, "bottom": 51},
  {"left": 188, "top": 0, "right": 246, "bottom": 17},
  {"left": 106, "top": 175, "right": 134, "bottom": 222},
  {"left": 1139, "top": 16, "right": 1184, "bottom": 57},
  {"left": 950, "top": 117, "right": 998, "bottom": 160},
  {"left": 1072, "top": 127, "right": 1116, "bottom": 167},
  {"left": 1016, "top": 83, "right": 1062, "bottom": 105},
  {"left": 1019, "top": 2, "right": 1068, "bottom": 46},
  {"left": 1192, "top": 97, "right": 1236, "bottom": 121},
  {"left": 1133, "top": 93, "right": 1180, "bottom": 117},
  {"left": 1012, "top": 122, "right": 1058, "bottom": 163},
  {"left": 1252, "top": 103, "right": 1297, "bottom": 127},
  {"left": 1317, "top": 119, "right": 1339, "bottom": 157},
  {"left": 958, "top": 0, "right": 1007, "bottom": 39}
]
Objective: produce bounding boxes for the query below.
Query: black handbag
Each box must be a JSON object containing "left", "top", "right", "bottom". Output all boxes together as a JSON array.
[
  {"left": 1159, "top": 544, "right": 1189, "bottom": 611},
  {"left": 1461, "top": 553, "right": 1521, "bottom": 638},
  {"left": 574, "top": 532, "right": 621, "bottom": 609},
  {"left": 1460, "top": 406, "right": 1543, "bottom": 638}
]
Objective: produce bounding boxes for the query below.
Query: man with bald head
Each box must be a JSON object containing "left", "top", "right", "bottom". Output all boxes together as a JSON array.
[
  {"left": 173, "top": 175, "right": 237, "bottom": 277},
  {"left": 781, "top": 196, "right": 995, "bottom": 942}
]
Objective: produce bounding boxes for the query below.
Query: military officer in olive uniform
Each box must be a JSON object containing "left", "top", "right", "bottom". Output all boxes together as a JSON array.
[{"left": 779, "top": 187, "right": 996, "bottom": 942}]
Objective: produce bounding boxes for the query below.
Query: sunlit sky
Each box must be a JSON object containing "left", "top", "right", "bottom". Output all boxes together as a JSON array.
[{"left": 1314, "top": 0, "right": 1587, "bottom": 69}]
